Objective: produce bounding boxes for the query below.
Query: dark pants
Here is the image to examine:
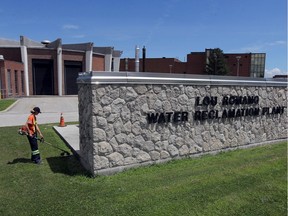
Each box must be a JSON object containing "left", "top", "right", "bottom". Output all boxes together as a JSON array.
[{"left": 27, "top": 135, "right": 41, "bottom": 163}]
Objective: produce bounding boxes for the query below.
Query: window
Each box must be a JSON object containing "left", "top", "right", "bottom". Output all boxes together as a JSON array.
[
  {"left": 15, "top": 70, "right": 18, "bottom": 94},
  {"left": 250, "top": 53, "right": 265, "bottom": 78},
  {"left": 7, "top": 69, "right": 12, "bottom": 97},
  {"left": 21, "top": 71, "right": 25, "bottom": 95}
]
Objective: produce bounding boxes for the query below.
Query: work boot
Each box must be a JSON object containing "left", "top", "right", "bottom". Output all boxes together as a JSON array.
[{"left": 34, "top": 159, "right": 42, "bottom": 165}]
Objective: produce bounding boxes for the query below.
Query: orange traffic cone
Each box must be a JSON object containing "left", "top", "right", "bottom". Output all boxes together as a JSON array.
[{"left": 59, "top": 113, "right": 66, "bottom": 127}]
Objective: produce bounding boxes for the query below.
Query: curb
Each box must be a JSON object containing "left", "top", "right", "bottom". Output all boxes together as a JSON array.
[{"left": 0, "top": 99, "right": 19, "bottom": 113}]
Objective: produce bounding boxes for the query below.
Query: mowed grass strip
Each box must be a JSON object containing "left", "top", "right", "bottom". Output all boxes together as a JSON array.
[
  {"left": 0, "top": 99, "right": 17, "bottom": 111},
  {"left": 0, "top": 124, "right": 286, "bottom": 216}
]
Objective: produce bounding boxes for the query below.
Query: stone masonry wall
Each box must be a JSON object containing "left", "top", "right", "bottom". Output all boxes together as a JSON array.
[{"left": 78, "top": 83, "right": 287, "bottom": 176}]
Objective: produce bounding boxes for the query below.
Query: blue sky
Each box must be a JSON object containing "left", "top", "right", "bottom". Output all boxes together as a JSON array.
[{"left": 0, "top": 0, "right": 286, "bottom": 77}]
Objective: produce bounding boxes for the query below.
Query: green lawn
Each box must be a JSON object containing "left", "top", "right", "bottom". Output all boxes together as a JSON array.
[
  {"left": 0, "top": 124, "right": 287, "bottom": 216},
  {"left": 0, "top": 99, "right": 17, "bottom": 111}
]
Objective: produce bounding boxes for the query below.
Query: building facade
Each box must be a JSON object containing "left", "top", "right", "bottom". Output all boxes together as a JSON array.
[
  {"left": 0, "top": 36, "right": 122, "bottom": 98},
  {"left": 120, "top": 49, "right": 266, "bottom": 77}
]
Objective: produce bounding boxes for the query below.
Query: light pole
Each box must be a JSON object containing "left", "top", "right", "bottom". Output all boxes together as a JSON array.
[
  {"left": 236, "top": 56, "right": 241, "bottom": 76},
  {"left": 169, "top": 65, "right": 172, "bottom": 73}
]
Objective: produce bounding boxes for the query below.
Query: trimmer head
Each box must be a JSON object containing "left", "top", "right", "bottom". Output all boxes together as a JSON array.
[{"left": 60, "top": 152, "right": 71, "bottom": 156}]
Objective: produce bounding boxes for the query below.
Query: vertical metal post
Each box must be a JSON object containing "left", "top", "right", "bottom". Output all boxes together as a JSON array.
[
  {"left": 236, "top": 56, "right": 241, "bottom": 76},
  {"left": 142, "top": 46, "right": 146, "bottom": 72},
  {"left": 135, "top": 46, "right": 140, "bottom": 72},
  {"left": 169, "top": 65, "right": 172, "bottom": 73}
]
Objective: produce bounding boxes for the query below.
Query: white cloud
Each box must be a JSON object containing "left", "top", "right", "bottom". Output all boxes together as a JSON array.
[
  {"left": 238, "top": 40, "right": 287, "bottom": 53},
  {"left": 266, "top": 40, "right": 286, "bottom": 46},
  {"left": 63, "top": 24, "right": 79, "bottom": 30},
  {"left": 240, "top": 45, "right": 263, "bottom": 53},
  {"left": 265, "top": 68, "right": 288, "bottom": 78}
]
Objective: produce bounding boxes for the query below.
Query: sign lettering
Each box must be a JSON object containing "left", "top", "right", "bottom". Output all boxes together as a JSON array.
[{"left": 146, "top": 95, "right": 286, "bottom": 124}]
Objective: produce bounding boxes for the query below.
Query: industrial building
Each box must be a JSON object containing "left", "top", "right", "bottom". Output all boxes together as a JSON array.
[
  {"left": 120, "top": 48, "right": 266, "bottom": 78},
  {"left": 0, "top": 36, "right": 122, "bottom": 98},
  {"left": 0, "top": 36, "right": 267, "bottom": 98}
]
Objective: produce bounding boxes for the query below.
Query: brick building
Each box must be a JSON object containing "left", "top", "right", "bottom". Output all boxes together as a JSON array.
[
  {"left": 0, "top": 36, "right": 122, "bottom": 98},
  {"left": 120, "top": 48, "right": 266, "bottom": 78},
  {"left": 1, "top": 36, "right": 267, "bottom": 99}
]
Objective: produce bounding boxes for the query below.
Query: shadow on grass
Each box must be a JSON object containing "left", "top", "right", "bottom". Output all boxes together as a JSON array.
[
  {"left": 7, "top": 158, "right": 32, "bottom": 164},
  {"left": 46, "top": 155, "right": 91, "bottom": 177},
  {"left": 6, "top": 155, "right": 91, "bottom": 177}
]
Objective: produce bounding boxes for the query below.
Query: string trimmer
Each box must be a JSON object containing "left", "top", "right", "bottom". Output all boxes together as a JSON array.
[
  {"left": 38, "top": 137, "right": 71, "bottom": 156},
  {"left": 18, "top": 125, "right": 71, "bottom": 156}
]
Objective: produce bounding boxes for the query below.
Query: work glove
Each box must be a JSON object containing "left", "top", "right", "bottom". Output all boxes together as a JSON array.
[{"left": 40, "top": 137, "right": 45, "bottom": 143}]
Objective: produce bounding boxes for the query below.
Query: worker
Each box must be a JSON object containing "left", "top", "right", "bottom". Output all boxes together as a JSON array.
[{"left": 26, "top": 107, "right": 44, "bottom": 164}]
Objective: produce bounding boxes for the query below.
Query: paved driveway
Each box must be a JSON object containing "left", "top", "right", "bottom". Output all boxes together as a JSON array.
[{"left": 0, "top": 96, "right": 79, "bottom": 127}]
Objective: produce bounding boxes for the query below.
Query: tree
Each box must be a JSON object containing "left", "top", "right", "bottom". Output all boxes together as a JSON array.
[{"left": 205, "top": 48, "right": 229, "bottom": 75}]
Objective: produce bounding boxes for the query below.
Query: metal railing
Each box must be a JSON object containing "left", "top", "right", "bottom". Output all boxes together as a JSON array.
[{"left": 0, "top": 89, "right": 23, "bottom": 99}]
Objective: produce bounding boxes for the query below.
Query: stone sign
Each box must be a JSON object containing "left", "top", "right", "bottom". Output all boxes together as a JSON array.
[{"left": 77, "top": 72, "right": 287, "bottom": 176}]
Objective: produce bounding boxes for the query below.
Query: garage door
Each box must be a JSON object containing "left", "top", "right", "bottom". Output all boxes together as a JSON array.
[
  {"left": 65, "top": 61, "right": 82, "bottom": 95},
  {"left": 33, "top": 60, "right": 54, "bottom": 95}
]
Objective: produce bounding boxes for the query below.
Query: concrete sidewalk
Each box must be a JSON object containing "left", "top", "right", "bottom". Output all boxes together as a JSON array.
[
  {"left": 1, "top": 96, "right": 80, "bottom": 156},
  {"left": 0, "top": 96, "right": 79, "bottom": 127},
  {"left": 53, "top": 125, "right": 80, "bottom": 157}
]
